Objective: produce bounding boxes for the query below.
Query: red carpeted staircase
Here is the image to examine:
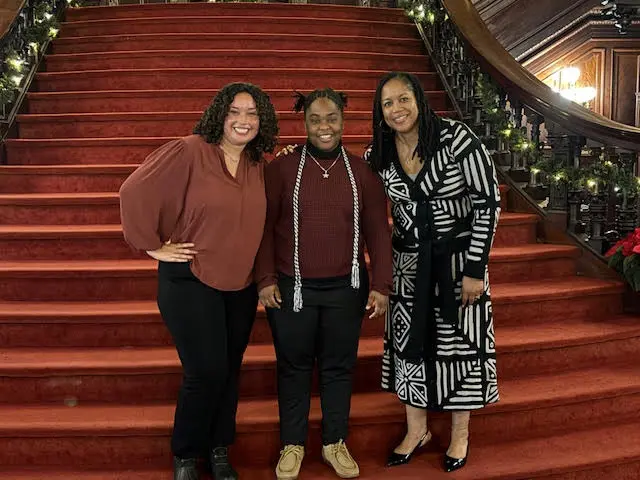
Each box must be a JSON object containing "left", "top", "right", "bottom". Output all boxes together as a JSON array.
[{"left": 1, "top": 3, "right": 640, "bottom": 479}]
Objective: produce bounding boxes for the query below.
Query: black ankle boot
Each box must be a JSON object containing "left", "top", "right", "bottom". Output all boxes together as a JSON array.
[
  {"left": 173, "top": 457, "right": 199, "bottom": 480},
  {"left": 211, "top": 447, "right": 238, "bottom": 480}
]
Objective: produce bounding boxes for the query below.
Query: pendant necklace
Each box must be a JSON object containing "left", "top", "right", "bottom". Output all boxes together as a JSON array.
[{"left": 307, "top": 151, "right": 341, "bottom": 179}]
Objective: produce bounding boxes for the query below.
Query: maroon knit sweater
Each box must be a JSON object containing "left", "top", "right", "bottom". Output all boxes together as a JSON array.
[{"left": 254, "top": 142, "right": 392, "bottom": 295}]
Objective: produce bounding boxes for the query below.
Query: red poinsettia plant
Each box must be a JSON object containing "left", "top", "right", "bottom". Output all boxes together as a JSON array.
[{"left": 605, "top": 227, "right": 640, "bottom": 292}]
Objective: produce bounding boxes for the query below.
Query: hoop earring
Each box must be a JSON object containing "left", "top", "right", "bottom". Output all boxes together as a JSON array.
[{"left": 379, "top": 119, "right": 393, "bottom": 134}]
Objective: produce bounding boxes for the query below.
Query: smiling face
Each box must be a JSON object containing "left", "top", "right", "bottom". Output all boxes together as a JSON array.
[
  {"left": 380, "top": 77, "right": 420, "bottom": 135},
  {"left": 222, "top": 92, "right": 260, "bottom": 147},
  {"left": 305, "top": 97, "right": 344, "bottom": 152}
]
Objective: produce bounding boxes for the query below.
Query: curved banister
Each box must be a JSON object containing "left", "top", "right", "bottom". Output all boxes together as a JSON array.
[
  {"left": 441, "top": 0, "right": 640, "bottom": 151},
  {"left": 1, "top": 0, "right": 28, "bottom": 39}
]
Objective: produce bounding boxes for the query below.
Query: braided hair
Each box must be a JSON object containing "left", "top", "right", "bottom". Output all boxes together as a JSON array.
[
  {"left": 292, "top": 88, "right": 348, "bottom": 115},
  {"left": 368, "top": 72, "right": 441, "bottom": 172},
  {"left": 193, "top": 82, "right": 279, "bottom": 164}
]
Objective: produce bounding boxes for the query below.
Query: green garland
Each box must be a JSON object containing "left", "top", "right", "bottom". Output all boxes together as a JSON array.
[{"left": 0, "top": 1, "right": 59, "bottom": 112}]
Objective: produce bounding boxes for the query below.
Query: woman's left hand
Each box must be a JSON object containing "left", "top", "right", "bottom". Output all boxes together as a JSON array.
[
  {"left": 461, "top": 276, "right": 485, "bottom": 307},
  {"left": 366, "top": 290, "right": 389, "bottom": 319}
]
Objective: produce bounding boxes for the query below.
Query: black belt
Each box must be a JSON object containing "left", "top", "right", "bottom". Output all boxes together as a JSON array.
[{"left": 392, "top": 229, "right": 470, "bottom": 364}]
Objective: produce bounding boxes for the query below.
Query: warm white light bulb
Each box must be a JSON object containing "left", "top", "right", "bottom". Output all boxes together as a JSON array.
[{"left": 561, "top": 67, "right": 581, "bottom": 84}]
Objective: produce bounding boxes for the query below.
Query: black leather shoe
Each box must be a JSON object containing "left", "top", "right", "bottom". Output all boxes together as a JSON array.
[
  {"left": 443, "top": 445, "right": 469, "bottom": 472},
  {"left": 173, "top": 457, "right": 199, "bottom": 480},
  {"left": 386, "top": 431, "right": 431, "bottom": 467},
  {"left": 211, "top": 447, "right": 239, "bottom": 480}
]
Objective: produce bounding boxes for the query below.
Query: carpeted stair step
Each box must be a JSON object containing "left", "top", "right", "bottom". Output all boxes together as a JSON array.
[
  {"left": 0, "top": 270, "right": 624, "bottom": 319},
  {"left": 5, "top": 136, "right": 372, "bottom": 165},
  {"left": 0, "top": 366, "right": 639, "bottom": 469},
  {"left": 17, "top": 110, "right": 454, "bottom": 139},
  {"left": 4, "top": 435, "right": 640, "bottom": 480},
  {"left": 493, "top": 212, "right": 538, "bottom": 246},
  {"left": 26, "top": 89, "right": 449, "bottom": 115},
  {"left": 52, "top": 32, "right": 424, "bottom": 55},
  {"left": 0, "top": 245, "right": 581, "bottom": 301},
  {"left": 64, "top": 3, "right": 410, "bottom": 23},
  {"left": 34, "top": 68, "right": 438, "bottom": 92},
  {"left": 0, "top": 259, "right": 157, "bottom": 302},
  {"left": 0, "top": 224, "right": 143, "bottom": 261},
  {"left": 1, "top": 256, "right": 597, "bottom": 347},
  {"left": 0, "top": 212, "right": 529, "bottom": 262},
  {"left": 2, "top": 315, "right": 639, "bottom": 402},
  {"left": 0, "top": 193, "right": 119, "bottom": 225},
  {"left": 487, "top": 244, "right": 580, "bottom": 282},
  {"left": 0, "top": 165, "right": 135, "bottom": 194},
  {"left": 58, "top": 16, "right": 417, "bottom": 39},
  {"left": 44, "top": 50, "right": 431, "bottom": 73},
  {"left": 0, "top": 299, "right": 380, "bottom": 348},
  {"left": 495, "top": 277, "right": 624, "bottom": 326}
]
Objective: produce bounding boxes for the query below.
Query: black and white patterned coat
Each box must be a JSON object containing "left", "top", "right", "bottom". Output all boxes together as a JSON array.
[{"left": 366, "top": 118, "right": 501, "bottom": 410}]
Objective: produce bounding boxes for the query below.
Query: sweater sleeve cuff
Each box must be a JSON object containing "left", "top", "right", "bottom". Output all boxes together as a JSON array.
[
  {"left": 256, "top": 276, "right": 278, "bottom": 292},
  {"left": 463, "top": 260, "right": 486, "bottom": 280},
  {"left": 370, "top": 282, "right": 391, "bottom": 297}
]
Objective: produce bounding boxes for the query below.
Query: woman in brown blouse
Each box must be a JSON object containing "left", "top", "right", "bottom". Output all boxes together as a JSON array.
[
  {"left": 255, "top": 88, "right": 393, "bottom": 480},
  {"left": 119, "top": 82, "right": 278, "bottom": 480}
]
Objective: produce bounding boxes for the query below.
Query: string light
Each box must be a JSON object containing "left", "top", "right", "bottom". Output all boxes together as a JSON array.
[
  {"left": 6, "top": 56, "right": 25, "bottom": 71},
  {"left": 0, "top": 7, "right": 60, "bottom": 111}
]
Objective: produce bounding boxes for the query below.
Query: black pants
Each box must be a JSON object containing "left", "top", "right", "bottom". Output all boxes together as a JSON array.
[
  {"left": 157, "top": 261, "right": 257, "bottom": 459},
  {"left": 268, "top": 273, "right": 368, "bottom": 446}
]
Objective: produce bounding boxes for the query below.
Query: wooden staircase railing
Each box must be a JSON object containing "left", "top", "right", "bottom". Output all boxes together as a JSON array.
[{"left": 407, "top": 0, "right": 639, "bottom": 281}]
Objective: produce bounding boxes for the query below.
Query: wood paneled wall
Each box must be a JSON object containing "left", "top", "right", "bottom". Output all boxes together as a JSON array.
[{"left": 471, "top": 0, "right": 601, "bottom": 59}]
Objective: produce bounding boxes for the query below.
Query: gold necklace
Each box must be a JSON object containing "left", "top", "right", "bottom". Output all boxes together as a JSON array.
[
  {"left": 221, "top": 145, "right": 241, "bottom": 163},
  {"left": 307, "top": 152, "right": 341, "bottom": 179}
]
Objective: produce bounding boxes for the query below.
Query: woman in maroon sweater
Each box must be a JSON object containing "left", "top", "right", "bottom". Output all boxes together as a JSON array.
[
  {"left": 255, "top": 88, "right": 393, "bottom": 480},
  {"left": 119, "top": 83, "right": 278, "bottom": 480}
]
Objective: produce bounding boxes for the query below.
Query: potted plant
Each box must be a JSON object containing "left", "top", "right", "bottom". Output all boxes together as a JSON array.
[{"left": 605, "top": 227, "right": 640, "bottom": 313}]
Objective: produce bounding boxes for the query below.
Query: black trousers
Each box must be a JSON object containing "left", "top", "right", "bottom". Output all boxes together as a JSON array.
[
  {"left": 157, "top": 261, "right": 257, "bottom": 459},
  {"left": 268, "top": 272, "right": 368, "bottom": 446}
]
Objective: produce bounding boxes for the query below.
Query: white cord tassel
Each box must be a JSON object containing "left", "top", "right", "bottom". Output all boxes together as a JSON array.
[
  {"left": 293, "top": 284, "right": 303, "bottom": 313},
  {"left": 351, "top": 262, "right": 360, "bottom": 289},
  {"left": 292, "top": 146, "right": 307, "bottom": 312},
  {"left": 343, "top": 145, "right": 360, "bottom": 290}
]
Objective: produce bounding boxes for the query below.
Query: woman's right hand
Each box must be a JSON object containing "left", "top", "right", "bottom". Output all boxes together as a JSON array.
[
  {"left": 259, "top": 284, "right": 282, "bottom": 309},
  {"left": 146, "top": 240, "right": 197, "bottom": 262}
]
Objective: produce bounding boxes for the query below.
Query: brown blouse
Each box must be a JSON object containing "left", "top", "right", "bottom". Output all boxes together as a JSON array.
[{"left": 119, "top": 134, "right": 266, "bottom": 291}]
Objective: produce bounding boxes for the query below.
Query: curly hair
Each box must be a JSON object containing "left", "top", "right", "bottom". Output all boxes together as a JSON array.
[
  {"left": 193, "top": 82, "right": 279, "bottom": 163},
  {"left": 368, "top": 72, "right": 441, "bottom": 173},
  {"left": 292, "top": 88, "right": 348, "bottom": 115}
]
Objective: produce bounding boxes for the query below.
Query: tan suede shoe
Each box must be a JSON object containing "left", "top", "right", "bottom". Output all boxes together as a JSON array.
[
  {"left": 322, "top": 440, "right": 360, "bottom": 478},
  {"left": 275, "top": 444, "right": 305, "bottom": 480}
]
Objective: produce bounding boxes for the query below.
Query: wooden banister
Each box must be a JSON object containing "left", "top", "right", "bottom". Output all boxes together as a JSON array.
[
  {"left": 442, "top": 0, "right": 640, "bottom": 151},
  {"left": 0, "top": 0, "right": 27, "bottom": 39}
]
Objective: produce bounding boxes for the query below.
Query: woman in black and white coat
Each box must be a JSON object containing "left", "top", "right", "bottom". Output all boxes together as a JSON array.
[{"left": 365, "top": 72, "right": 501, "bottom": 473}]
